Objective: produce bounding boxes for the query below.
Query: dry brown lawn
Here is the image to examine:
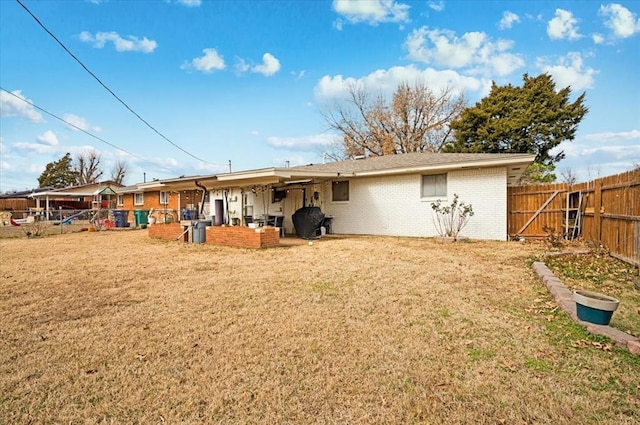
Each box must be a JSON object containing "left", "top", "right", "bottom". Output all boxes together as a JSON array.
[{"left": 1, "top": 230, "right": 638, "bottom": 424}]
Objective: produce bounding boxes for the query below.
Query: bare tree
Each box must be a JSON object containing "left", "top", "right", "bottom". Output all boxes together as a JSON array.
[
  {"left": 317, "top": 136, "right": 351, "bottom": 163},
  {"left": 322, "top": 81, "right": 466, "bottom": 158},
  {"left": 560, "top": 167, "right": 577, "bottom": 186},
  {"left": 75, "top": 150, "right": 103, "bottom": 185},
  {"left": 110, "top": 160, "right": 128, "bottom": 185}
]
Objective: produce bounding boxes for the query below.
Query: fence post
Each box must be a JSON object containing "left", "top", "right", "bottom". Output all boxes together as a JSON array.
[{"left": 593, "top": 180, "right": 602, "bottom": 242}]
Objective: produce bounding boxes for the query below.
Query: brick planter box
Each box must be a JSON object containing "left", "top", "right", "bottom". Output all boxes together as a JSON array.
[
  {"left": 148, "top": 223, "right": 185, "bottom": 241},
  {"left": 148, "top": 223, "right": 280, "bottom": 248},
  {"left": 206, "top": 225, "right": 280, "bottom": 248}
]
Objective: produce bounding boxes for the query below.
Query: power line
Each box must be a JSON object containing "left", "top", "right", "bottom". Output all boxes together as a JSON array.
[
  {"left": 0, "top": 86, "right": 179, "bottom": 174},
  {"left": 15, "top": 0, "right": 216, "bottom": 165}
]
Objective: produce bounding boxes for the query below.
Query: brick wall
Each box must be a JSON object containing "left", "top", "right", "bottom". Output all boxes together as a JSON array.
[
  {"left": 148, "top": 223, "right": 186, "bottom": 241},
  {"left": 148, "top": 223, "right": 280, "bottom": 248},
  {"left": 118, "top": 191, "right": 181, "bottom": 224},
  {"left": 322, "top": 167, "right": 508, "bottom": 240},
  {"left": 206, "top": 226, "right": 280, "bottom": 248}
]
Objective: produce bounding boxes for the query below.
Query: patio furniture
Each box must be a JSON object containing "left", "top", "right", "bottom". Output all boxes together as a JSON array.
[{"left": 267, "top": 215, "right": 285, "bottom": 236}]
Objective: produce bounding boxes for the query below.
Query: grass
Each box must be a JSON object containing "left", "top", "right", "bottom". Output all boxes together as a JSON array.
[{"left": 1, "top": 231, "right": 639, "bottom": 424}]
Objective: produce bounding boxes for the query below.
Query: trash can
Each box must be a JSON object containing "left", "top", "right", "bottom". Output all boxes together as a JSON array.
[
  {"left": 133, "top": 210, "right": 149, "bottom": 227},
  {"left": 112, "top": 210, "right": 129, "bottom": 228},
  {"left": 192, "top": 220, "right": 211, "bottom": 244}
]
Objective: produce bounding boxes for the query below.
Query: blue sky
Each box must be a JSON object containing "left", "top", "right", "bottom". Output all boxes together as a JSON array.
[{"left": 1, "top": 0, "right": 639, "bottom": 192}]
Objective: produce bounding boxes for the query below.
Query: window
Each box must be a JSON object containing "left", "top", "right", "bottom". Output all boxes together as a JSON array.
[
  {"left": 134, "top": 193, "right": 144, "bottom": 206},
  {"left": 160, "top": 191, "right": 169, "bottom": 205},
  {"left": 421, "top": 174, "right": 447, "bottom": 198},
  {"left": 332, "top": 181, "right": 349, "bottom": 202},
  {"left": 117, "top": 195, "right": 124, "bottom": 206}
]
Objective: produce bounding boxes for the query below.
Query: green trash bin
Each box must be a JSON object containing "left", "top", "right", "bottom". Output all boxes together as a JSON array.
[{"left": 134, "top": 210, "right": 149, "bottom": 227}]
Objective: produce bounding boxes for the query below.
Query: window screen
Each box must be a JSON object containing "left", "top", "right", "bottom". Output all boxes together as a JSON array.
[{"left": 421, "top": 174, "right": 447, "bottom": 198}]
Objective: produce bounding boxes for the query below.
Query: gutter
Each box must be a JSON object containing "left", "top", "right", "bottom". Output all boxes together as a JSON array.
[{"left": 195, "top": 180, "right": 208, "bottom": 217}]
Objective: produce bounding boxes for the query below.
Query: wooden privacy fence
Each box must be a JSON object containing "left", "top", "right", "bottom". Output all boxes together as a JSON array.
[{"left": 508, "top": 169, "right": 640, "bottom": 266}]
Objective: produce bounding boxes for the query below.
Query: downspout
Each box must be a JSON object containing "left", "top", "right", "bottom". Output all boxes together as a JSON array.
[{"left": 195, "top": 180, "right": 207, "bottom": 218}]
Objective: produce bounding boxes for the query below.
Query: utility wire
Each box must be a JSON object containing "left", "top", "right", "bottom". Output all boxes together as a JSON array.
[
  {"left": 0, "top": 86, "right": 178, "bottom": 174},
  {"left": 16, "top": 0, "right": 216, "bottom": 165}
]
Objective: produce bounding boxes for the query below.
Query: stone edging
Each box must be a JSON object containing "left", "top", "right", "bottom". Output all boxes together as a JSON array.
[{"left": 532, "top": 261, "right": 640, "bottom": 355}]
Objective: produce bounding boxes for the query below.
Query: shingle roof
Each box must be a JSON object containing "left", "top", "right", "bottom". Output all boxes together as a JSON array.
[{"left": 289, "top": 152, "right": 534, "bottom": 174}]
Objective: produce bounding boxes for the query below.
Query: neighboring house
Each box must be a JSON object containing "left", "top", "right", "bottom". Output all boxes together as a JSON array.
[
  {"left": 28, "top": 181, "right": 123, "bottom": 219},
  {"left": 124, "top": 152, "right": 534, "bottom": 241},
  {"left": 0, "top": 187, "right": 53, "bottom": 217},
  {"left": 115, "top": 183, "right": 207, "bottom": 224}
]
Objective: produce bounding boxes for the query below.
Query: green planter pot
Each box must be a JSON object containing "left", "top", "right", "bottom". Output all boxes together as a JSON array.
[{"left": 573, "top": 290, "right": 619, "bottom": 325}]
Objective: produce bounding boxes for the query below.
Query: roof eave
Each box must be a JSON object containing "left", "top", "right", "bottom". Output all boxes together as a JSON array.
[{"left": 350, "top": 155, "right": 536, "bottom": 178}]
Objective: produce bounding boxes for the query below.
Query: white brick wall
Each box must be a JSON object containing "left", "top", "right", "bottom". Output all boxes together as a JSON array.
[{"left": 324, "top": 167, "right": 508, "bottom": 240}]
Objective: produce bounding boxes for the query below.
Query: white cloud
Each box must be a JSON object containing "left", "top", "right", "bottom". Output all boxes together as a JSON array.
[
  {"left": 271, "top": 154, "right": 310, "bottom": 167},
  {"left": 177, "top": 0, "right": 201, "bottom": 7},
  {"left": 79, "top": 31, "right": 157, "bottom": 53},
  {"left": 583, "top": 129, "right": 640, "bottom": 142},
  {"left": 13, "top": 141, "right": 57, "bottom": 155},
  {"left": 266, "top": 134, "right": 336, "bottom": 151},
  {"left": 499, "top": 11, "right": 520, "bottom": 30},
  {"left": 234, "top": 58, "right": 250, "bottom": 73},
  {"left": 181, "top": 48, "right": 226, "bottom": 73},
  {"left": 553, "top": 131, "right": 640, "bottom": 181},
  {"left": 427, "top": 1, "right": 444, "bottom": 12},
  {"left": 537, "top": 52, "right": 598, "bottom": 91},
  {"left": 547, "top": 9, "right": 581, "bottom": 40},
  {"left": 291, "top": 70, "right": 306, "bottom": 80},
  {"left": 404, "top": 27, "right": 524, "bottom": 77},
  {"left": 62, "top": 113, "right": 101, "bottom": 132},
  {"left": 0, "top": 89, "right": 43, "bottom": 122},
  {"left": 592, "top": 33, "right": 605, "bottom": 44},
  {"left": 251, "top": 53, "right": 281, "bottom": 77},
  {"left": 314, "top": 65, "right": 488, "bottom": 101},
  {"left": 560, "top": 141, "right": 640, "bottom": 159},
  {"left": 332, "top": 0, "right": 410, "bottom": 26},
  {"left": 599, "top": 3, "right": 640, "bottom": 39},
  {"left": 36, "top": 130, "right": 59, "bottom": 146}
]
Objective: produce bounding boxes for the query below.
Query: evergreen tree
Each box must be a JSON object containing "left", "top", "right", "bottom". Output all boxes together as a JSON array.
[
  {"left": 445, "top": 73, "right": 588, "bottom": 167},
  {"left": 38, "top": 153, "right": 79, "bottom": 188}
]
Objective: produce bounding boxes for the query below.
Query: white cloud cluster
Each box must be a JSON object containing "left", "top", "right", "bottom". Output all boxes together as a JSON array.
[
  {"left": 404, "top": 27, "right": 524, "bottom": 76},
  {"left": 79, "top": 31, "right": 157, "bottom": 53},
  {"left": 36, "top": 130, "right": 59, "bottom": 147},
  {"left": 314, "top": 65, "right": 488, "bottom": 101},
  {"left": 266, "top": 134, "right": 336, "bottom": 151},
  {"left": 184, "top": 49, "right": 281, "bottom": 77},
  {"left": 176, "top": 0, "right": 202, "bottom": 7},
  {"left": 62, "top": 113, "right": 102, "bottom": 132},
  {"left": 547, "top": 9, "right": 581, "bottom": 40},
  {"left": 427, "top": 1, "right": 444, "bottom": 12},
  {"left": 599, "top": 3, "right": 640, "bottom": 39},
  {"left": 0, "top": 90, "right": 43, "bottom": 122},
  {"left": 251, "top": 53, "right": 281, "bottom": 77},
  {"left": 14, "top": 130, "right": 61, "bottom": 154},
  {"left": 332, "top": 0, "right": 410, "bottom": 26},
  {"left": 537, "top": 52, "right": 598, "bottom": 91},
  {"left": 181, "top": 48, "right": 226, "bottom": 73},
  {"left": 499, "top": 11, "right": 520, "bottom": 30},
  {"left": 583, "top": 129, "right": 640, "bottom": 142}
]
